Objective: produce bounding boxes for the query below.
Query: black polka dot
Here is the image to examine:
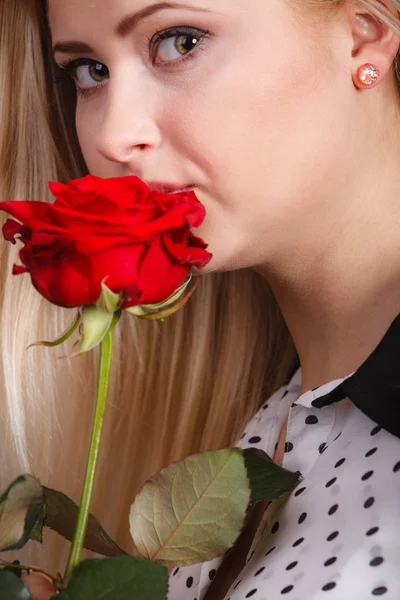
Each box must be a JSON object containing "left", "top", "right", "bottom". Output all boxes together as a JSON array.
[
  {"left": 285, "top": 442, "right": 294, "bottom": 453},
  {"left": 335, "top": 458, "right": 346, "bottom": 468},
  {"left": 293, "top": 537, "right": 304, "bottom": 547},
  {"left": 298, "top": 512, "right": 307, "bottom": 524},
  {"left": 324, "top": 557, "right": 337, "bottom": 567},
  {"left": 281, "top": 585, "right": 294, "bottom": 594},
  {"left": 246, "top": 590, "right": 257, "bottom": 598},
  {"left": 362, "top": 470, "right": 374, "bottom": 481},
  {"left": 366, "top": 448, "right": 378, "bottom": 458},
  {"left": 233, "top": 580, "right": 242, "bottom": 590},
  {"left": 334, "top": 432, "right": 342, "bottom": 441},
  {"left": 370, "top": 426, "right": 382, "bottom": 436},
  {"left": 319, "top": 443, "right": 327, "bottom": 454},
  {"left": 186, "top": 577, "right": 194, "bottom": 589},
  {"left": 282, "top": 390, "right": 289, "bottom": 398},
  {"left": 326, "top": 477, "right": 337, "bottom": 488},
  {"left": 327, "top": 531, "right": 339, "bottom": 542},
  {"left": 328, "top": 504, "right": 338, "bottom": 516},
  {"left": 370, "top": 557, "right": 384, "bottom": 567},
  {"left": 247, "top": 551, "right": 255, "bottom": 563},
  {"left": 172, "top": 568, "right": 180, "bottom": 576},
  {"left": 393, "top": 461, "right": 400, "bottom": 473},
  {"left": 209, "top": 569, "right": 216, "bottom": 580},
  {"left": 271, "top": 521, "right": 280, "bottom": 534},
  {"left": 364, "top": 497, "right": 375, "bottom": 509},
  {"left": 262, "top": 403, "right": 268, "bottom": 410},
  {"left": 322, "top": 582, "right": 337, "bottom": 591},
  {"left": 286, "top": 561, "right": 298, "bottom": 571},
  {"left": 366, "top": 527, "right": 379, "bottom": 536},
  {"left": 265, "top": 546, "right": 276, "bottom": 556},
  {"left": 372, "top": 587, "right": 388, "bottom": 596},
  {"left": 254, "top": 567, "right": 265, "bottom": 576},
  {"left": 294, "top": 487, "right": 306, "bottom": 497},
  {"left": 249, "top": 436, "right": 262, "bottom": 444},
  {"left": 305, "top": 415, "right": 319, "bottom": 425}
]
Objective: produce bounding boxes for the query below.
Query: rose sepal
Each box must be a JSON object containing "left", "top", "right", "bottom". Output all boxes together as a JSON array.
[
  {"left": 71, "top": 307, "right": 121, "bottom": 356},
  {"left": 96, "top": 281, "right": 123, "bottom": 314},
  {"left": 126, "top": 276, "right": 198, "bottom": 322},
  {"left": 26, "top": 311, "right": 81, "bottom": 350}
]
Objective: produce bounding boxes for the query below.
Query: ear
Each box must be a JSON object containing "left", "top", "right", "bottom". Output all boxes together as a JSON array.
[{"left": 347, "top": 0, "right": 400, "bottom": 88}]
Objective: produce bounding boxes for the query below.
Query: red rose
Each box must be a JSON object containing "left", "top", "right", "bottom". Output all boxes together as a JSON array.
[{"left": 0, "top": 175, "right": 211, "bottom": 309}]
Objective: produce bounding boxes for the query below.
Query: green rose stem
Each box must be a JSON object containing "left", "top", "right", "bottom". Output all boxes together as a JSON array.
[{"left": 63, "top": 313, "right": 120, "bottom": 586}]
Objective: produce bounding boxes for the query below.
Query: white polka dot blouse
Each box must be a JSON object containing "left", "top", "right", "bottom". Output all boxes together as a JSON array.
[{"left": 168, "top": 315, "right": 400, "bottom": 599}]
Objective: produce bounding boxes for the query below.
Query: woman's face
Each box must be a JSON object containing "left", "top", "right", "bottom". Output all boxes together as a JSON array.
[{"left": 48, "top": 0, "right": 360, "bottom": 273}]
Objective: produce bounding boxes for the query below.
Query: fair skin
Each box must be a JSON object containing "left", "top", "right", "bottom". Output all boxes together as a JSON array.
[
  {"left": 28, "top": 0, "right": 400, "bottom": 597},
  {"left": 47, "top": 0, "right": 400, "bottom": 391}
]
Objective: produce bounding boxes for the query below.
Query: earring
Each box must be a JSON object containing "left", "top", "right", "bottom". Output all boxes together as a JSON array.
[{"left": 356, "top": 64, "right": 380, "bottom": 87}]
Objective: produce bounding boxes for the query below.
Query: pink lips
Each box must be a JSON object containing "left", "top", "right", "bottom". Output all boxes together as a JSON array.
[{"left": 146, "top": 182, "right": 195, "bottom": 194}]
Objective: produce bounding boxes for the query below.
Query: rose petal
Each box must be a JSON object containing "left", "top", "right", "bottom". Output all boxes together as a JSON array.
[
  {"left": 163, "top": 230, "right": 212, "bottom": 268},
  {"left": 2, "top": 218, "right": 26, "bottom": 243},
  {"left": 87, "top": 244, "right": 144, "bottom": 304},
  {"left": 12, "top": 264, "right": 29, "bottom": 275},
  {"left": 2, "top": 175, "right": 211, "bottom": 308},
  {"left": 136, "top": 236, "right": 188, "bottom": 305},
  {"left": 0, "top": 201, "right": 51, "bottom": 227}
]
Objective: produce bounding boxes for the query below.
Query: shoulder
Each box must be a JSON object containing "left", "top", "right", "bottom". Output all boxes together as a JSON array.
[{"left": 227, "top": 402, "right": 400, "bottom": 600}]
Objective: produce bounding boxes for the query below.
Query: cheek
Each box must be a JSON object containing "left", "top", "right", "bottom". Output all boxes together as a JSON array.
[
  {"left": 76, "top": 112, "right": 95, "bottom": 170},
  {"left": 76, "top": 107, "right": 116, "bottom": 177},
  {"left": 168, "top": 36, "right": 352, "bottom": 267},
  {"left": 174, "top": 32, "right": 345, "bottom": 209}
]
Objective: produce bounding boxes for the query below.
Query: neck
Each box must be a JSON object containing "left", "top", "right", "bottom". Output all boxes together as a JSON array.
[{"left": 260, "top": 151, "right": 400, "bottom": 395}]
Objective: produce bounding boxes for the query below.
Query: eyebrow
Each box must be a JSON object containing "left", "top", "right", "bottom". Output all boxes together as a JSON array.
[{"left": 52, "top": 1, "right": 212, "bottom": 56}]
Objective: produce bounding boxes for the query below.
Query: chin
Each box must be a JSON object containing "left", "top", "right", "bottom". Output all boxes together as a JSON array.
[{"left": 197, "top": 255, "right": 243, "bottom": 276}]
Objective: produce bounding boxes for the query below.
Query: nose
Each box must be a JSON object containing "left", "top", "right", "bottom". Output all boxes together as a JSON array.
[{"left": 96, "top": 73, "right": 162, "bottom": 166}]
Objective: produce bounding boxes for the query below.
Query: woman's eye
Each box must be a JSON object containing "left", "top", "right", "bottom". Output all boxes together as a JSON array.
[
  {"left": 54, "top": 26, "right": 208, "bottom": 97},
  {"left": 152, "top": 28, "right": 208, "bottom": 66},
  {"left": 58, "top": 59, "right": 109, "bottom": 90}
]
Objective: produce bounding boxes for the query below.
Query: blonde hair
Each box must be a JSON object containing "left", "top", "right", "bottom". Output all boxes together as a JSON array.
[{"left": 0, "top": 0, "right": 398, "bottom": 573}]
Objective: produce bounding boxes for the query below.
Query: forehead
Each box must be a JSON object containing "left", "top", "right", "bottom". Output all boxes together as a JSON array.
[{"left": 47, "top": 0, "right": 245, "bottom": 37}]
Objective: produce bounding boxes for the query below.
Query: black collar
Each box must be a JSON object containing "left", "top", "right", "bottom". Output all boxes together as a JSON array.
[{"left": 311, "top": 314, "right": 400, "bottom": 439}]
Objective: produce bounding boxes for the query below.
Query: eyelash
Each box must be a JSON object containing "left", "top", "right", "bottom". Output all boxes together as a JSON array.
[{"left": 53, "top": 26, "right": 210, "bottom": 99}]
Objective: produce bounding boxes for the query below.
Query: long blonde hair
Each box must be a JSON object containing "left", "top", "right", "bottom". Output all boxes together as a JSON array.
[{"left": 0, "top": 0, "right": 398, "bottom": 572}]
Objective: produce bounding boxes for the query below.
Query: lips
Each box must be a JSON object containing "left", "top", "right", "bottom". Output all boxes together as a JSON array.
[{"left": 146, "top": 182, "right": 195, "bottom": 194}]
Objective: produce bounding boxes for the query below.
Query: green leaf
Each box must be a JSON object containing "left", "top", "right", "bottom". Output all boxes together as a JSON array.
[
  {"left": 0, "top": 569, "right": 31, "bottom": 599},
  {"left": 1, "top": 560, "right": 23, "bottom": 579},
  {"left": 243, "top": 448, "right": 301, "bottom": 504},
  {"left": 29, "top": 510, "right": 44, "bottom": 544},
  {"left": 27, "top": 311, "right": 80, "bottom": 349},
  {"left": 54, "top": 555, "right": 168, "bottom": 600},
  {"left": 74, "top": 306, "right": 115, "bottom": 355},
  {"left": 129, "top": 448, "right": 251, "bottom": 567},
  {"left": 0, "top": 475, "right": 43, "bottom": 552},
  {"left": 37, "top": 487, "right": 126, "bottom": 558}
]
